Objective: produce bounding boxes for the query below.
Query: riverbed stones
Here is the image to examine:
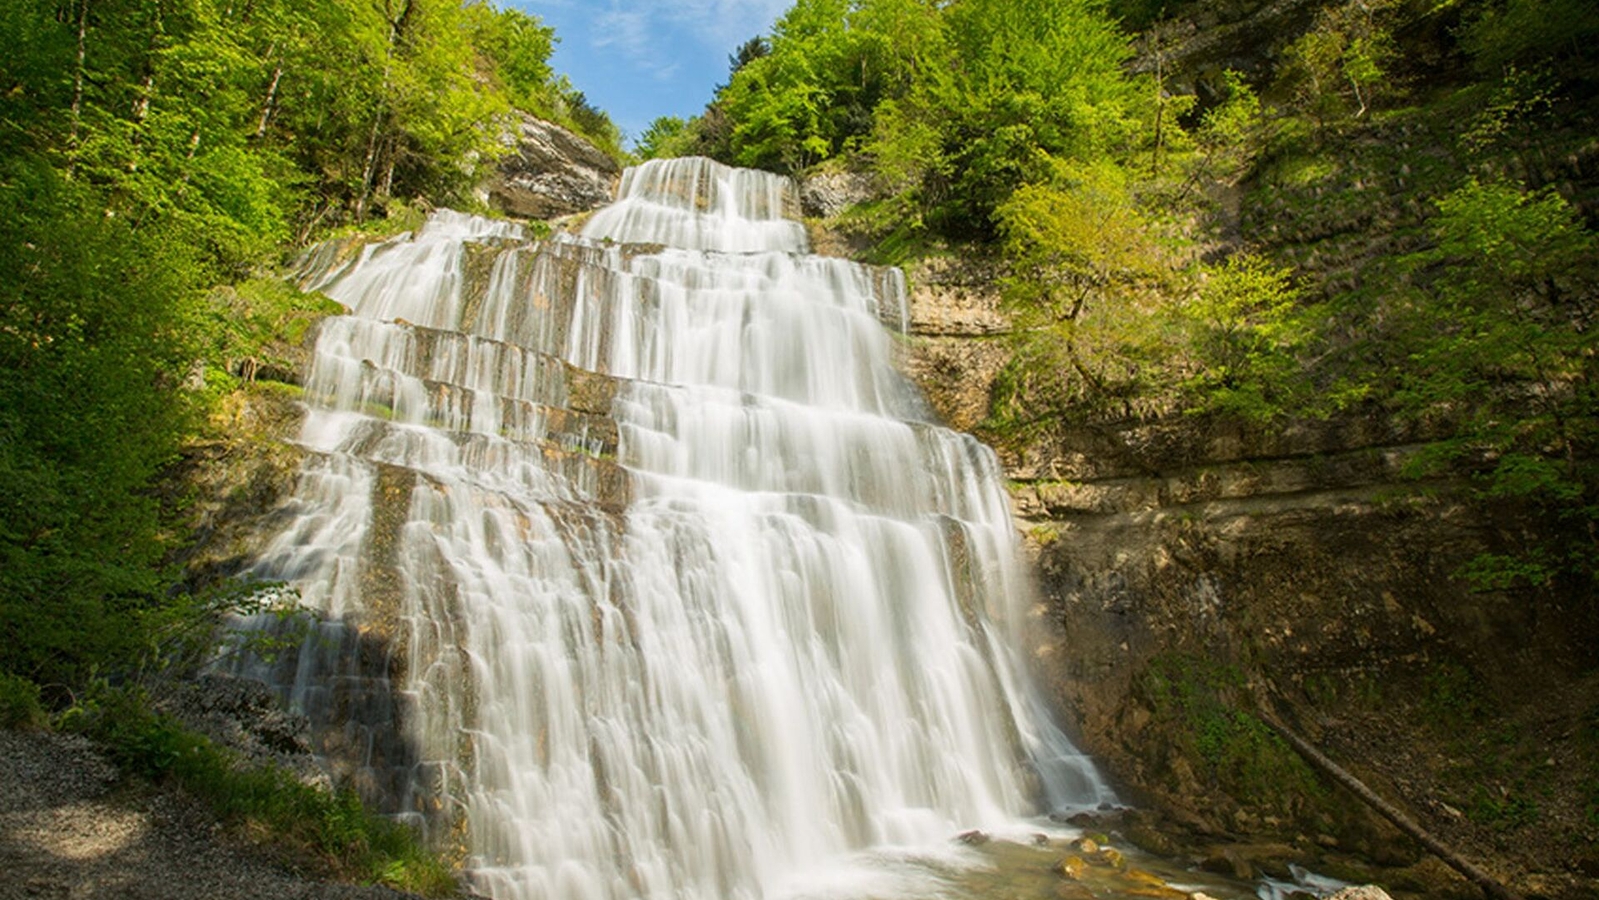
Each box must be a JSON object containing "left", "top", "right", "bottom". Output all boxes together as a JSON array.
[{"left": 1326, "top": 888, "right": 1394, "bottom": 900}]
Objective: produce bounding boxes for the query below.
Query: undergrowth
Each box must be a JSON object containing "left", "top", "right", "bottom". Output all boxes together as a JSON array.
[
  {"left": 55, "top": 683, "right": 457, "bottom": 897},
  {"left": 1140, "top": 654, "right": 1326, "bottom": 814}
]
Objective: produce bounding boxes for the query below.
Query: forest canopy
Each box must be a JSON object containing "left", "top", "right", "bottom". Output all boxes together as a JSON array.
[
  {"left": 0, "top": 0, "right": 619, "bottom": 690},
  {"left": 647, "top": 0, "right": 1599, "bottom": 590}
]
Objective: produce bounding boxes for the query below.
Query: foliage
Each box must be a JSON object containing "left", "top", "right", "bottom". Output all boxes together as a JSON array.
[
  {"left": 635, "top": 116, "right": 692, "bottom": 160},
  {"left": 1387, "top": 179, "right": 1599, "bottom": 585},
  {"left": 715, "top": 0, "right": 942, "bottom": 172},
  {"left": 873, "top": 0, "right": 1142, "bottom": 236},
  {"left": 65, "top": 684, "right": 456, "bottom": 895},
  {"left": 203, "top": 278, "right": 347, "bottom": 393},
  {"left": 1459, "top": 0, "right": 1599, "bottom": 79},
  {"left": 0, "top": 671, "right": 47, "bottom": 729},
  {"left": 1176, "top": 254, "right": 1315, "bottom": 421},
  {"left": 0, "top": 0, "right": 612, "bottom": 692},
  {"left": 1277, "top": 0, "right": 1399, "bottom": 129},
  {"left": 0, "top": 162, "right": 206, "bottom": 687},
  {"left": 1140, "top": 655, "right": 1325, "bottom": 812},
  {"left": 1191, "top": 70, "right": 1267, "bottom": 184}
]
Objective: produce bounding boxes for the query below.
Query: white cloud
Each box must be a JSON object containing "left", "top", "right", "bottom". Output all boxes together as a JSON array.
[
  {"left": 567, "top": 0, "right": 789, "bottom": 85},
  {"left": 592, "top": 7, "right": 682, "bottom": 81},
  {"left": 598, "top": 0, "right": 789, "bottom": 61}
]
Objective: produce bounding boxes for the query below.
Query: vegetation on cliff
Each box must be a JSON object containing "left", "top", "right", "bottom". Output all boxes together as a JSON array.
[
  {"left": 0, "top": 0, "right": 616, "bottom": 890},
  {"left": 647, "top": 0, "right": 1599, "bottom": 891},
  {"left": 655, "top": 0, "right": 1599, "bottom": 592}
]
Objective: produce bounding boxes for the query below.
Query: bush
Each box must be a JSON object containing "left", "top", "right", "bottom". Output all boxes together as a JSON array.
[{"left": 0, "top": 671, "right": 47, "bottom": 730}]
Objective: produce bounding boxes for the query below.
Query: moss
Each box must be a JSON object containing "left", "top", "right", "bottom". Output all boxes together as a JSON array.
[
  {"left": 1419, "top": 661, "right": 1486, "bottom": 726},
  {"left": 1140, "top": 654, "right": 1326, "bottom": 815}
]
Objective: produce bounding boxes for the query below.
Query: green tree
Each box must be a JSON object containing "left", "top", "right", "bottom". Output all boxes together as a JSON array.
[
  {"left": 1177, "top": 254, "right": 1312, "bottom": 421},
  {"left": 0, "top": 163, "right": 207, "bottom": 685},
  {"left": 872, "top": 0, "right": 1141, "bottom": 236},
  {"left": 636, "top": 116, "right": 691, "bottom": 160},
  {"left": 992, "top": 159, "right": 1179, "bottom": 424},
  {"left": 1393, "top": 179, "right": 1599, "bottom": 586},
  {"left": 1278, "top": 0, "right": 1398, "bottom": 129}
]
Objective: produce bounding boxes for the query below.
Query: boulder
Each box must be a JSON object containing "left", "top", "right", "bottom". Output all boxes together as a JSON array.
[
  {"left": 486, "top": 113, "right": 620, "bottom": 220},
  {"left": 799, "top": 168, "right": 878, "bottom": 218}
]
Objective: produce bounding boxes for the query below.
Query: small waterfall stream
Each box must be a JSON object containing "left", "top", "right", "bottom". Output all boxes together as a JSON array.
[{"left": 250, "top": 158, "right": 1118, "bottom": 900}]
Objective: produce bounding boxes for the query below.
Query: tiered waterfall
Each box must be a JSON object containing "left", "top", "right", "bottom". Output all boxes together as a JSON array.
[{"left": 247, "top": 158, "right": 1113, "bottom": 900}]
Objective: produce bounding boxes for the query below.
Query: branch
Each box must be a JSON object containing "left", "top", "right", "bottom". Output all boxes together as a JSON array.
[{"left": 1255, "top": 708, "right": 1524, "bottom": 900}]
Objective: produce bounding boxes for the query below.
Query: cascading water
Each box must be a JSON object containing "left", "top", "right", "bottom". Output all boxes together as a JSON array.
[{"left": 248, "top": 157, "right": 1115, "bottom": 900}]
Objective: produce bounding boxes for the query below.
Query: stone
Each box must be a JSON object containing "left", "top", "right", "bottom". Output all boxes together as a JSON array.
[
  {"left": 485, "top": 113, "right": 620, "bottom": 220},
  {"left": 1325, "top": 888, "right": 1395, "bottom": 900},
  {"left": 1199, "top": 847, "right": 1256, "bottom": 881},
  {"left": 956, "top": 829, "right": 989, "bottom": 845},
  {"left": 1054, "top": 856, "right": 1087, "bottom": 879},
  {"left": 1073, "top": 837, "right": 1100, "bottom": 855},
  {"left": 1122, "top": 823, "right": 1181, "bottom": 857},
  {"left": 798, "top": 168, "right": 878, "bottom": 218}
]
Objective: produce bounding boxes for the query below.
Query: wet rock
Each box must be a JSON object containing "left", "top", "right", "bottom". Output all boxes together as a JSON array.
[
  {"left": 1122, "top": 822, "right": 1182, "bottom": 857},
  {"left": 1072, "top": 837, "right": 1100, "bottom": 855},
  {"left": 486, "top": 113, "right": 620, "bottom": 220},
  {"left": 1054, "top": 855, "right": 1088, "bottom": 879},
  {"left": 956, "top": 829, "right": 990, "bottom": 845},
  {"left": 1200, "top": 847, "right": 1257, "bottom": 881},
  {"left": 1326, "top": 888, "right": 1395, "bottom": 900}
]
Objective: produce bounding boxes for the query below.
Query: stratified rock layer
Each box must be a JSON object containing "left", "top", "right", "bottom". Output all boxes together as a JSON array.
[{"left": 485, "top": 114, "right": 619, "bottom": 220}]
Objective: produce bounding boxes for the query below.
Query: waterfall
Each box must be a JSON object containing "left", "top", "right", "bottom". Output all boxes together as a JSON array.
[{"left": 249, "top": 157, "right": 1114, "bottom": 900}]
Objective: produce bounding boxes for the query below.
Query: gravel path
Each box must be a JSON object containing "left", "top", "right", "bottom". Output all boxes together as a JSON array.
[{"left": 0, "top": 729, "right": 422, "bottom": 900}]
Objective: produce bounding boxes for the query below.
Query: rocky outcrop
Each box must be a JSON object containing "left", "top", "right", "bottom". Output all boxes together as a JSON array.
[
  {"left": 484, "top": 114, "right": 620, "bottom": 220},
  {"left": 875, "top": 230, "right": 1599, "bottom": 900},
  {"left": 1129, "top": 0, "right": 1331, "bottom": 98},
  {"left": 798, "top": 168, "right": 878, "bottom": 218},
  {"left": 895, "top": 255, "right": 1011, "bottom": 433}
]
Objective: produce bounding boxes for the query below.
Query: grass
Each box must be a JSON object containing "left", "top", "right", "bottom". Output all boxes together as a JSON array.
[{"left": 60, "top": 684, "right": 458, "bottom": 897}]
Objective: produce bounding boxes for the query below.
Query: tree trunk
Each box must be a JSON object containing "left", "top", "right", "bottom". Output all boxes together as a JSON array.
[
  {"left": 67, "top": 0, "right": 90, "bottom": 175},
  {"left": 254, "top": 60, "right": 283, "bottom": 138},
  {"left": 1257, "top": 710, "right": 1524, "bottom": 900},
  {"left": 354, "top": 111, "right": 384, "bottom": 221}
]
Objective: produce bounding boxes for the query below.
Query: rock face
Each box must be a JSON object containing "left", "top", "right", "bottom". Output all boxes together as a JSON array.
[
  {"left": 894, "top": 255, "right": 1011, "bottom": 433},
  {"left": 798, "top": 168, "right": 878, "bottom": 218},
  {"left": 866, "top": 230, "right": 1599, "bottom": 900},
  {"left": 485, "top": 114, "right": 620, "bottom": 220}
]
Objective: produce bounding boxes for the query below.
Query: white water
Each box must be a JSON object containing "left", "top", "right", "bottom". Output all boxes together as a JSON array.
[{"left": 253, "top": 157, "right": 1114, "bottom": 900}]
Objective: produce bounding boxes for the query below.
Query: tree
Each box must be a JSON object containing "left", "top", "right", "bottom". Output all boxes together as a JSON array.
[
  {"left": 871, "top": 0, "right": 1141, "bottom": 236},
  {"left": 991, "top": 159, "right": 1178, "bottom": 424},
  {"left": 1391, "top": 179, "right": 1599, "bottom": 587},
  {"left": 636, "top": 116, "right": 690, "bottom": 160},
  {"left": 1176, "top": 254, "right": 1312, "bottom": 421}
]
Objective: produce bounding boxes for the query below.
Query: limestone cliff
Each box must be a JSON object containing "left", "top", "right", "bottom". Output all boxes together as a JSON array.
[
  {"left": 483, "top": 113, "right": 620, "bottom": 220},
  {"left": 867, "top": 236, "right": 1599, "bottom": 899}
]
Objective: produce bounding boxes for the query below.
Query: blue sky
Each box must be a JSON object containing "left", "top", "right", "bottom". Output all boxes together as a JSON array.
[{"left": 511, "top": 0, "right": 792, "bottom": 147}]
